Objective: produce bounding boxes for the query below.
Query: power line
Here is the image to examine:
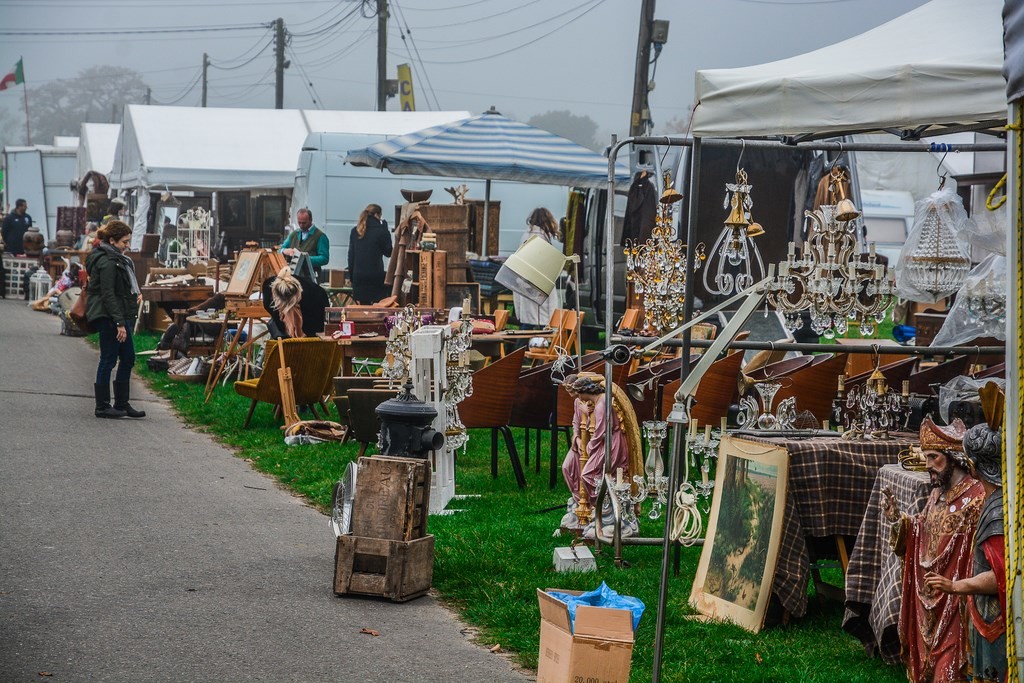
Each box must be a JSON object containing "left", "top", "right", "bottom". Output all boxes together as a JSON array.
[
  {"left": 295, "top": 25, "right": 376, "bottom": 71},
  {"left": 210, "top": 35, "right": 275, "bottom": 70},
  {"left": 286, "top": 44, "right": 326, "bottom": 109},
  {"left": 398, "top": 0, "right": 608, "bottom": 64},
  {"left": 208, "top": 27, "right": 274, "bottom": 68},
  {"left": 385, "top": 0, "right": 548, "bottom": 30},
  {"left": 0, "top": 0, "right": 337, "bottom": 7},
  {"left": 390, "top": 0, "right": 440, "bottom": 110},
  {"left": 150, "top": 69, "right": 203, "bottom": 105},
  {"left": 289, "top": 1, "right": 367, "bottom": 37},
  {"left": 0, "top": 22, "right": 269, "bottom": 36},
  {"left": 394, "top": 0, "right": 500, "bottom": 10}
]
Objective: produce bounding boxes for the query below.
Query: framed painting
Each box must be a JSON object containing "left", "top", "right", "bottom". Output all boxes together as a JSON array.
[
  {"left": 257, "top": 195, "right": 288, "bottom": 242},
  {"left": 225, "top": 249, "right": 263, "bottom": 296},
  {"left": 218, "top": 191, "right": 250, "bottom": 230},
  {"left": 689, "top": 435, "right": 789, "bottom": 633}
]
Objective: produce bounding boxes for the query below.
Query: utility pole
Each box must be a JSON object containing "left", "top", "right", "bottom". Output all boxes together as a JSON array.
[
  {"left": 376, "top": 0, "right": 388, "bottom": 111},
  {"left": 629, "top": 0, "right": 655, "bottom": 137},
  {"left": 275, "top": 17, "right": 286, "bottom": 109},
  {"left": 201, "top": 52, "right": 209, "bottom": 107},
  {"left": 145, "top": 87, "right": 151, "bottom": 105}
]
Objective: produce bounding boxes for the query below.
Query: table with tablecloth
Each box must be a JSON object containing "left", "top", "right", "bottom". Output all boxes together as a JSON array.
[
  {"left": 842, "top": 463, "right": 932, "bottom": 663},
  {"left": 739, "top": 433, "right": 917, "bottom": 619}
]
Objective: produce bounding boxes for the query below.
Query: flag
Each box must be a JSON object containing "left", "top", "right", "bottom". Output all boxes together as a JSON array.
[{"left": 0, "top": 58, "right": 24, "bottom": 92}]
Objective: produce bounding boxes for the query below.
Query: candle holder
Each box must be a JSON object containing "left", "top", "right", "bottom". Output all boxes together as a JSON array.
[
  {"left": 686, "top": 425, "right": 723, "bottom": 513},
  {"left": 609, "top": 420, "right": 670, "bottom": 523},
  {"left": 735, "top": 379, "right": 798, "bottom": 431},
  {"left": 836, "top": 370, "right": 911, "bottom": 440}
]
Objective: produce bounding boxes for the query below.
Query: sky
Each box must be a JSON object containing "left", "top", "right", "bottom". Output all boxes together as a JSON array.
[{"left": 0, "top": 0, "right": 932, "bottom": 143}]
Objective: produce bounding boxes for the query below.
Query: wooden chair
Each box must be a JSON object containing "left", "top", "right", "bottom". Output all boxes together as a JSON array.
[
  {"left": 234, "top": 338, "right": 339, "bottom": 427},
  {"left": 906, "top": 356, "right": 969, "bottom": 395},
  {"left": 346, "top": 387, "right": 395, "bottom": 457},
  {"left": 459, "top": 346, "right": 528, "bottom": 489},
  {"left": 660, "top": 349, "right": 746, "bottom": 427},
  {"left": 524, "top": 309, "right": 583, "bottom": 365},
  {"left": 332, "top": 376, "right": 388, "bottom": 438}
]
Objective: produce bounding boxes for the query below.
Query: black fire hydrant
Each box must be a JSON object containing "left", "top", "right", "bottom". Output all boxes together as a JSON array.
[{"left": 375, "top": 379, "right": 444, "bottom": 458}]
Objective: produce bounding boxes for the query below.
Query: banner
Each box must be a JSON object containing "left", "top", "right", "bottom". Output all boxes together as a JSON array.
[
  {"left": 0, "top": 58, "right": 24, "bottom": 92},
  {"left": 397, "top": 63, "right": 415, "bottom": 112}
]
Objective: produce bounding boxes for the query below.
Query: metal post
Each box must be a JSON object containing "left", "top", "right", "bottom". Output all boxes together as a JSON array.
[
  {"left": 275, "top": 18, "right": 285, "bottom": 109},
  {"left": 202, "top": 52, "right": 209, "bottom": 107},
  {"left": 629, "top": 0, "right": 655, "bottom": 137},
  {"left": 376, "top": 0, "right": 388, "bottom": 112},
  {"left": 481, "top": 178, "right": 491, "bottom": 257}
]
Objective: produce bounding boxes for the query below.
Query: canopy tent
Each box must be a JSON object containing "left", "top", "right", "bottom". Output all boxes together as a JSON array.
[
  {"left": 76, "top": 122, "right": 119, "bottom": 181},
  {"left": 108, "top": 104, "right": 470, "bottom": 246},
  {"left": 345, "top": 109, "right": 631, "bottom": 255},
  {"left": 691, "top": 0, "right": 1006, "bottom": 139}
]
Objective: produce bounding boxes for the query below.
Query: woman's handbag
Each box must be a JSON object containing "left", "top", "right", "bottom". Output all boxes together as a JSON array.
[{"left": 69, "top": 271, "right": 92, "bottom": 334}]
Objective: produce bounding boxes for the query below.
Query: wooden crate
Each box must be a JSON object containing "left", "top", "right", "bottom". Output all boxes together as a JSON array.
[
  {"left": 333, "top": 534, "right": 434, "bottom": 602},
  {"left": 351, "top": 456, "right": 431, "bottom": 541},
  {"left": 418, "top": 205, "right": 470, "bottom": 266},
  {"left": 403, "top": 250, "right": 447, "bottom": 308}
]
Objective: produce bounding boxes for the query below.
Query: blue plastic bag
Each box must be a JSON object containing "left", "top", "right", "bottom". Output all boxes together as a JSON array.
[{"left": 546, "top": 582, "right": 645, "bottom": 633}]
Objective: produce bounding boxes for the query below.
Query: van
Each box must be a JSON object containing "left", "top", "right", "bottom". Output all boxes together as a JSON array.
[{"left": 292, "top": 132, "right": 568, "bottom": 268}]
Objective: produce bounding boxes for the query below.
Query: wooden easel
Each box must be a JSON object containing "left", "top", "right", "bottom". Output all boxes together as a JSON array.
[{"left": 203, "top": 246, "right": 287, "bottom": 401}]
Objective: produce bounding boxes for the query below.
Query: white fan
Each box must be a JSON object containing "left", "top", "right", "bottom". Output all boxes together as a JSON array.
[{"left": 330, "top": 461, "right": 358, "bottom": 538}]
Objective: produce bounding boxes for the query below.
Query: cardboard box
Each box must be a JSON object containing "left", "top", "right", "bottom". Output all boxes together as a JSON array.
[
  {"left": 327, "top": 269, "right": 347, "bottom": 288},
  {"left": 536, "top": 588, "right": 635, "bottom": 683}
]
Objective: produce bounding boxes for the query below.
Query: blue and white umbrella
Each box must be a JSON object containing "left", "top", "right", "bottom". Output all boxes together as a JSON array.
[
  {"left": 344, "top": 108, "right": 630, "bottom": 190},
  {"left": 344, "top": 109, "right": 630, "bottom": 254}
]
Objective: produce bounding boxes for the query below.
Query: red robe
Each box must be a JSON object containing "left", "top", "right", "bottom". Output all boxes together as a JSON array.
[{"left": 898, "top": 475, "right": 985, "bottom": 683}]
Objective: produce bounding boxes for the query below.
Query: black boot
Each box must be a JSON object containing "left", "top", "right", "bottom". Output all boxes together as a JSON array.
[
  {"left": 113, "top": 381, "right": 146, "bottom": 418},
  {"left": 95, "top": 383, "right": 126, "bottom": 419}
]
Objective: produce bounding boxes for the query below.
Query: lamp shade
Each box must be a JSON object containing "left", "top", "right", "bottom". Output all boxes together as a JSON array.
[{"left": 494, "top": 235, "right": 566, "bottom": 305}]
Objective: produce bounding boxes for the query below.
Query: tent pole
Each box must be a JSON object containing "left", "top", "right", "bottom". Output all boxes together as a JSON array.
[
  {"left": 481, "top": 179, "right": 491, "bottom": 257},
  {"left": 1006, "top": 98, "right": 1022, "bottom": 682}
]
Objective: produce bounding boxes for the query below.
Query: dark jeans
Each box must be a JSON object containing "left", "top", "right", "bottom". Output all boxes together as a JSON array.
[{"left": 95, "top": 317, "right": 136, "bottom": 385}]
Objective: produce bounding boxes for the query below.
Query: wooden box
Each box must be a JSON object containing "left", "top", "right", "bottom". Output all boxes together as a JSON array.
[
  {"left": 351, "top": 456, "right": 431, "bottom": 541},
  {"left": 333, "top": 534, "right": 435, "bottom": 602},
  {"left": 327, "top": 269, "right": 347, "bottom": 288},
  {"left": 418, "top": 204, "right": 470, "bottom": 267}
]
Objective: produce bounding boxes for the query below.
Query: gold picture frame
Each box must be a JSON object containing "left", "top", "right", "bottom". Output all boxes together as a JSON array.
[{"left": 689, "top": 435, "right": 789, "bottom": 633}]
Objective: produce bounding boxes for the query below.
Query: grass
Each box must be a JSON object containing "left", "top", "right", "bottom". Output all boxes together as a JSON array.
[{"left": 126, "top": 331, "right": 906, "bottom": 683}]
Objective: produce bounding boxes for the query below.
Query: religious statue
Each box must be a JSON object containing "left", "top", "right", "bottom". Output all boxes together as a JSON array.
[
  {"left": 559, "top": 372, "right": 643, "bottom": 540},
  {"left": 882, "top": 418, "right": 985, "bottom": 683},
  {"left": 924, "top": 384, "right": 1006, "bottom": 683}
]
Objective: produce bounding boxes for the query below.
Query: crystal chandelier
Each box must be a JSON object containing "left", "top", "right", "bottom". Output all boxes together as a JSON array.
[
  {"left": 624, "top": 172, "right": 705, "bottom": 333},
  {"left": 965, "top": 273, "right": 1006, "bottom": 336},
  {"left": 900, "top": 189, "right": 972, "bottom": 301},
  {"left": 833, "top": 371, "right": 910, "bottom": 440},
  {"left": 702, "top": 168, "right": 765, "bottom": 296},
  {"left": 381, "top": 305, "right": 422, "bottom": 385},
  {"left": 766, "top": 204, "right": 896, "bottom": 339}
]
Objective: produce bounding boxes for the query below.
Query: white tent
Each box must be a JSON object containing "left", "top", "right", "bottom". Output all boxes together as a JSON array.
[
  {"left": 691, "top": 0, "right": 1005, "bottom": 139},
  {"left": 76, "top": 122, "right": 120, "bottom": 182},
  {"left": 107, "top": 104, "right": 469, "bottom": 245}
]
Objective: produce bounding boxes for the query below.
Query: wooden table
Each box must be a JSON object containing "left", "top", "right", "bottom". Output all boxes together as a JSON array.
[{"left": 325, "top": 286, "right": 354, "bottom": 307}]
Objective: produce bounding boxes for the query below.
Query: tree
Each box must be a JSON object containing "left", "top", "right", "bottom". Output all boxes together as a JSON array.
[
  {"left": 27, "top": 65, "right": 149, "bottom": 144},
  {"left": 527, "top": 110, "right": 599, "bottom": 151}
]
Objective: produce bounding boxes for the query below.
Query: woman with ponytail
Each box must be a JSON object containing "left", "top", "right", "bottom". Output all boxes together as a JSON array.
[
  {"left": 85, "top": 220, "right": 145, "bottom": 418},
  {"left": 261, "top": 266, "right": 329, "bottom": 338},
  {"left": 347, "top": 203, "right": 392, "bottom": 304}
]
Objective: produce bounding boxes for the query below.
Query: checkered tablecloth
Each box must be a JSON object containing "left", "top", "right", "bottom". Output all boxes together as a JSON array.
[
  {"left": 739, "top": 434, "right": 918, "bottom": 619},
  {"left": 842, "top": 463, "right": 931, "bottom": 664}
]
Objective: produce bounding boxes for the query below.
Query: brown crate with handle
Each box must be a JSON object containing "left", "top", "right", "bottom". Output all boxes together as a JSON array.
[{"left": 350, "top": 456, "right": 431, "bottom": 541}]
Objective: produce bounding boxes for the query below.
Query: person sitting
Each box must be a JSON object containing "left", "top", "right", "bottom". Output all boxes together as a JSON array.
[{"left": 260, "top": 266, "right": 329, "bottom": 339}]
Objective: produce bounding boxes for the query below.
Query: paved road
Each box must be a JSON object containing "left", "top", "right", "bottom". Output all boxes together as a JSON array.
[{"left": 0, "top": 299, "right": 529, "bottom": 682}]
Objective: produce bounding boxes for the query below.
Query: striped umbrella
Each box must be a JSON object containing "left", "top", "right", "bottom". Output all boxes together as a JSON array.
[{"left": 344, "top": 108, "right": 630, "bottom": 254}]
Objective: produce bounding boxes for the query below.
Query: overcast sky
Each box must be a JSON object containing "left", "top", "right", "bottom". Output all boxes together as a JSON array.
[{"left": 0, "top": 0, "right": 930, "bottom": 141}]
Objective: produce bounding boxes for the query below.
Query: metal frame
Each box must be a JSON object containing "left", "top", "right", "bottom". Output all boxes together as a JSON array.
[{"left": 601, "top": 134, "right": 1007, "bottom": 682}]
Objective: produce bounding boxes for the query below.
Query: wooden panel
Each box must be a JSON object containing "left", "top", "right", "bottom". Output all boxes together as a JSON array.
[
  {"left": 465, "top": 199, "right": 500, "bottom": 256},
  {"left": 351, "top": 456, "right": 431, "bottom": 541},
  {"left": 333, "top": 534, "right": 435, "bottom": 602},
  {"left": 460, "top": 347, "right": 527, "bottom": 428}
]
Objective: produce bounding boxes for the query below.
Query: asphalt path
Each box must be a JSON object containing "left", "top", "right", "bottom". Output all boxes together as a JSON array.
[{"left": 0, "top": 298, "right": 529, "bottom": 682}]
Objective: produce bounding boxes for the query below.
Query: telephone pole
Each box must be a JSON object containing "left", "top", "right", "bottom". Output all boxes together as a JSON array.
[
  {"left": 629, "top": 0, "right": 655, "bottom": 137},
  {"left": 145, "top": 87, "right": 151, "bottom": 105},
  {"left": 376, "top": 0, "right": 388, "bottom": 111},
  {"left": 201, "top": 52, "right": 209, "bottom": 107},
  {"left": 275, "top": 17, "right": 286, "bottom": 109}
]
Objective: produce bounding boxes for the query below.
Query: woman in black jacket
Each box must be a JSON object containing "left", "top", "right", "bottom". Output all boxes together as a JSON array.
[
  {"left": 85, "top": 220, "right": 145, "bottom": 419},
  {"left": 347, "top": 204, "right": 393, "bottom": 304}
]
